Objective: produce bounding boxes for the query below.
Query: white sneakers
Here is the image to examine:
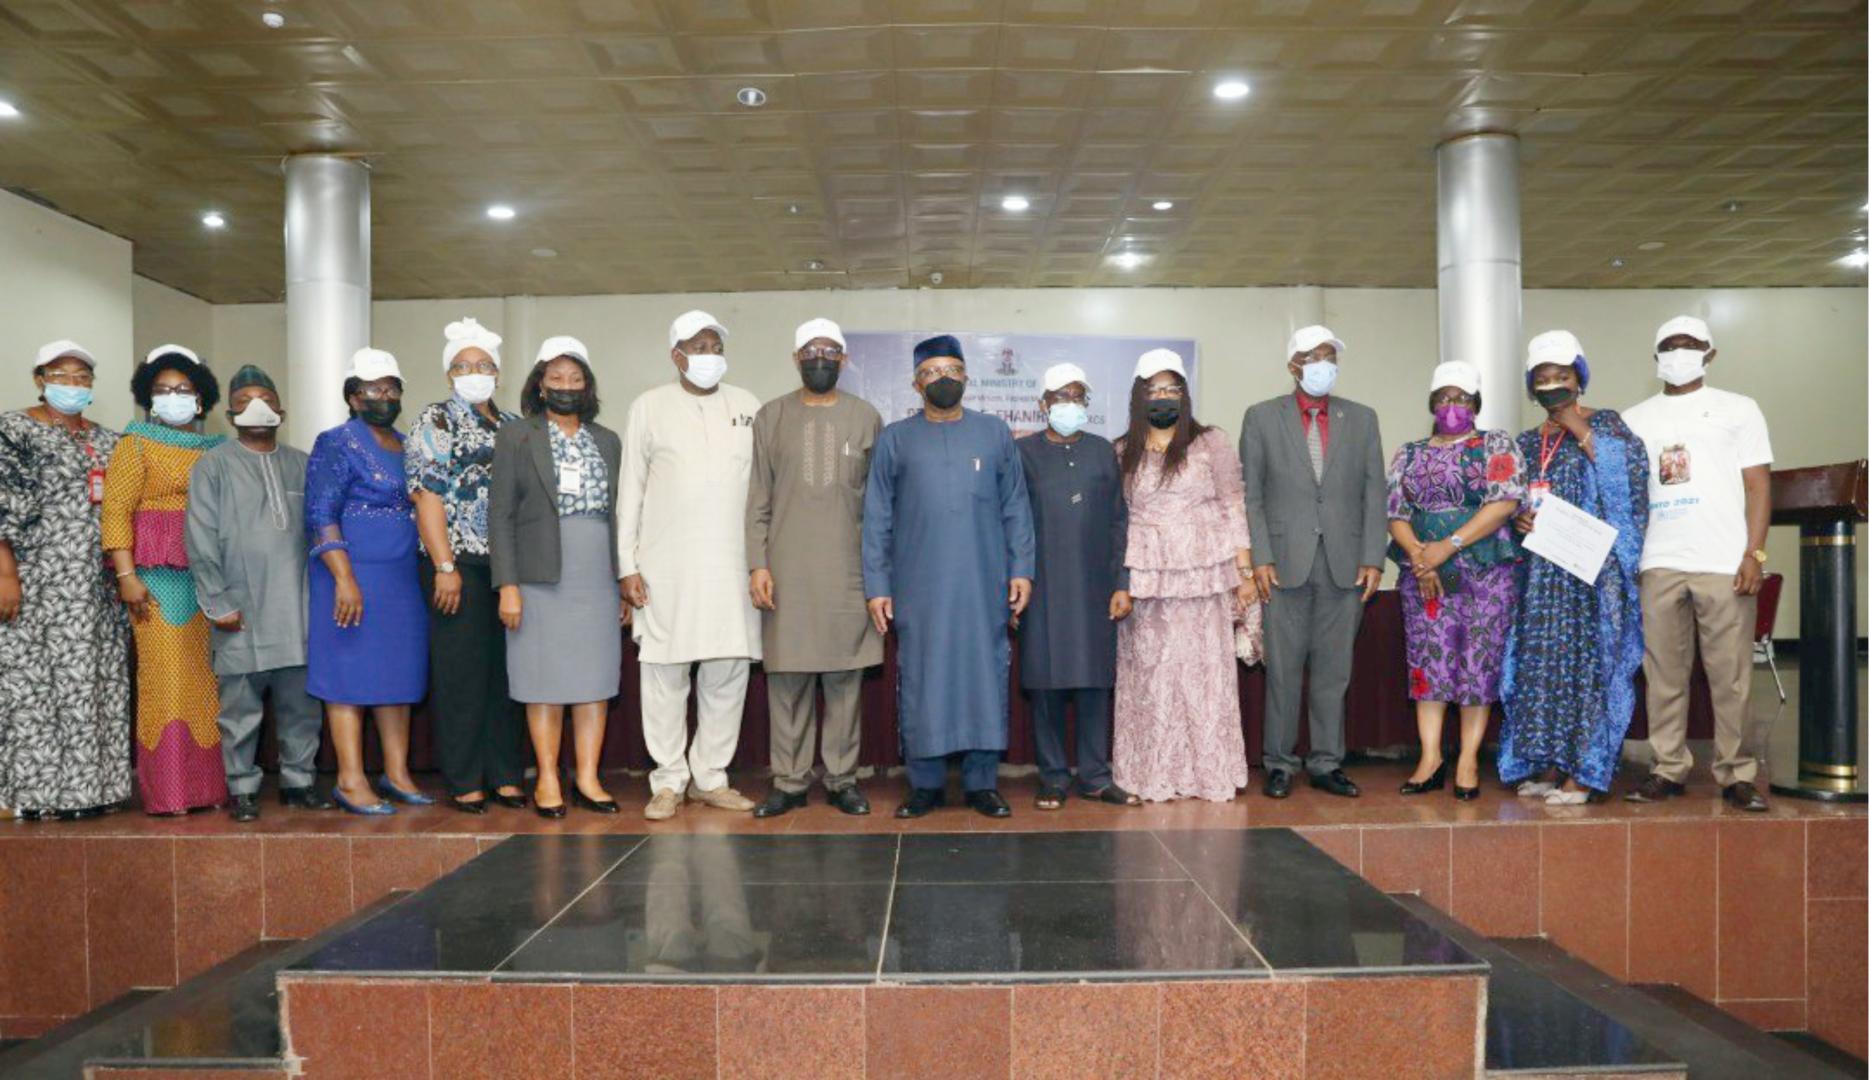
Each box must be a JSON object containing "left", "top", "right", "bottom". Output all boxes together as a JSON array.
[
  {"left": 644, "top": 789, "right": 683, "bottom": 821},
  {"left": 1515, "top": 780, "right": 1556, "bottom": 797},
  {"left": 644, "top": 784, "right": 756, "bottom": 820}
]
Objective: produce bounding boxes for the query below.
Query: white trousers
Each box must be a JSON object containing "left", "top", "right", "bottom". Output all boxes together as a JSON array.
[{"left": 640, "top": 658, "right": 750, "bottom": 795}]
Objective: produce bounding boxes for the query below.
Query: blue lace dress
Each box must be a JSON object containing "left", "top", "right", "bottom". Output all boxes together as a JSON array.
[{"left": 304, "top": 419, "right": 429, "bottom": 706}]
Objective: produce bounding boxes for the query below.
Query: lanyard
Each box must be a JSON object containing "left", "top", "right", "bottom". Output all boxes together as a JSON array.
[{"left": 1536, "top": 427, "right": 1567, "bottom": 480}]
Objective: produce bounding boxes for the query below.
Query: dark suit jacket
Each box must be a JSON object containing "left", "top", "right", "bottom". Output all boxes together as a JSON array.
[
  {"left": 1238, "top": 393, "right": 1387, "bottom": 590},
  {"left": 489, "top": 414, "right": 623, "bottom": 588}
]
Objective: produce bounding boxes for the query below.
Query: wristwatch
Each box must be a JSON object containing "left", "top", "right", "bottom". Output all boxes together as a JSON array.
[
  {"left": 1448, "top": 534, "right": 1466, "bottom": 550},
  {"left": 436, "top": 561, "right": 457, "bottom": 574},
  {"left": 1749, "top": 548, "right": 1768, "bottom": 565}
]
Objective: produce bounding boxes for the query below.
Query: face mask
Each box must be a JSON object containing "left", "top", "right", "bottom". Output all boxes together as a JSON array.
[
  {"left": 454, "top": 373, "right": 497, "bottom": 405},
  {"left": 1533, "top": 384, "right": 1577, "bottom": 410},
  {"left": 358, "top": 399, "right": 401, "bottom": 428},
  {"left": 682, "top": 352, "right": 728, "bottom": 390},
  {"left": 1146, "top": 399, "right": 1182, "bottom": 429},
  {"left": 1656, "top": 348, "right": 1707, "bottom": 387},
  {"left": 543, "top": 388, "right": 584, "bottom": 416},
  {"left": 1433, "top": 404, "right": 1475, "bottom": 436},
  {"left": 799, "top": 358, "right": 840, "bottom": 395},
  {"left": 923, "top": 377, "right": 964, "bottom": 410},
  {"left": 1047, "top": 402, "right": 1089, "bottom": 437},
  {"left": 151, "top": 393, "right": 198, "bottom": 426},
  {"left": 232, "top": 399, "right": 282, "bottom": 428},
  {"left": 1298, "top": 360, "right": 1338, "bottom": 397},
  {"left": 44, "top": 384, "right": 92, "bottom": 416}
]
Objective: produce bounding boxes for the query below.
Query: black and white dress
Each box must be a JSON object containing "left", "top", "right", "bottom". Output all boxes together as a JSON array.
[{"left": 0, "top": 409, "right": 133, "bottom": 812}]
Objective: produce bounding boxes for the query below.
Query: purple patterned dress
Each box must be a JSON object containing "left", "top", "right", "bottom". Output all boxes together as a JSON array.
[{"left": 1385, "top": 429, "right": 1525, "bottom": 705}]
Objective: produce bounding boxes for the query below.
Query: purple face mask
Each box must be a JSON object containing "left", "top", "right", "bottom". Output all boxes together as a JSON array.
[{"left": 1433, "top": 403, "right": 1475, "bottom": 436}]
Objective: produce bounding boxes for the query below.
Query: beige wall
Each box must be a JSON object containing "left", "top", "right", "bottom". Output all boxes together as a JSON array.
[{"left": 0, "top": 188, "right": 135, "bottom": 429}]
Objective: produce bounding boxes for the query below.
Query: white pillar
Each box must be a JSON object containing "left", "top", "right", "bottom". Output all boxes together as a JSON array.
[
  {"left": 501, "top": 294, "right": 537, "bottom": 413},
  {"left": 1435, "top": 133, "right": 1521, "bottom": 432},
  {"left": 284, "top": 155, "right": 371, "bottom": 444}
]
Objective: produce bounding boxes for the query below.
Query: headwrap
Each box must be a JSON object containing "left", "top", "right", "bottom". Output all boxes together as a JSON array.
[
  {"left": 442, "top": 317, "right": 503, "bottom": 371},
  {"left": 229, "top": 364, "right": 276, "bottom": 393},
  {"left": 913, "top": 334, "right": 964, "bottom": 370}
]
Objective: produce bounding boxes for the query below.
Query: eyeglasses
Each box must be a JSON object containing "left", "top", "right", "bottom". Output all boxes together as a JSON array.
[
  {"left": 1049, "top": 388, "right": 1089, "bottom": 405},
  {"left": 356, "top": 384, "right": 403, "bottom": 401},
  {"left": 41, "top": 371, "right": 94, "bottom": 387},
  {"left": 448, "top": 359, "right": 498, "bottom": 376},
  {"left": 1297, "top": 349, "right": 1337, "bottom": 365},
  {"left": 151, "top": 385, "right": 196, "bottom": 397},
  {"left": 917, "top": 364, "right": 965, "bottom": 382},
  {"left": 1145, "top": 384, "right": 1186, "bottom": 400},
  {"left": 799, "top": 346, "right": 845, "bottom": 362},
  {"left": 1432, "top": 392, "right": 1476, "bottom": 407}
]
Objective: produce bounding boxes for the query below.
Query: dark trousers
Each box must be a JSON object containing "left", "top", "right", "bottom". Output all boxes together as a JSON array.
[
  {"left": 906, "top": 750, "right": 1000, "bottom": 793},
  {"left": 1030, "top": 688, "right": 1114, "bottom": 791},
  {"left": 423, "top": 559, "right": 525, "bottom": 796},
  {"left": 1262, "top": 538, "right": 1363, "bottom": 776}
]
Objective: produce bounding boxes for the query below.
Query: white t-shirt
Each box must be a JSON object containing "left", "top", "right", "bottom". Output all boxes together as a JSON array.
[{"left": 1623, "top": 385, "right": 1772, "bottom": 575}]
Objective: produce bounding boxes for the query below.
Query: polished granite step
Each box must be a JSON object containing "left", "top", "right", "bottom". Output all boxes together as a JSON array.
[
  {"left": 287, "top": 828, "right": 1486, "bottom": 984},
  {"left": 1633, "top": 984, "right": 1867, "bottom": 1079}
]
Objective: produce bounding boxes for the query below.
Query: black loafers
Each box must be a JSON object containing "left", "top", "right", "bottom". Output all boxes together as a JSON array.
[
  {"left": 229, "top": 794, "right": 261, "bottom": 823},
  {"left": 1264, "top": 770, "right": 1293, "bottom": 799},
  {"left": 894, "top": 788, "right": 946, "bottom": 819},
  {"left": 1722, "top": 781, "right": 1769, "bottom": 812},
  {"left": 1309, "top": 769, "right": 1361, "bottom": 798},
  {"left": 754, "top": 789, "right": 808, "bottom": 819},
  {"left": 279, "top": 786, "right": 334, "bottom": 811},
  {"left": 965, "top": 789, "right": 1012, "bottom": 818},
  {"left": 827, "top": 786, "right": 871, "bottom": 816}
]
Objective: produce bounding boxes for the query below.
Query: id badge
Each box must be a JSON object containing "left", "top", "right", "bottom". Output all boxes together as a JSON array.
[
  {"left": 1527, "top": 480, "right": 1550, "bottom": 512},
  {"left": 559, "top": 463, "right": 585, "bottom": 495},
  {"left": 87, "top": 467, "right": 106, "bottom": 505}
]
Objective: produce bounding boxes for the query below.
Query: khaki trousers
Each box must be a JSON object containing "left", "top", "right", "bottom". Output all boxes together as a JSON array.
[
  {"left": 1639, "top": 569, "right": 1758, "bottom": 786},
  {"left": 766, "top": 670, "right": 864, "bottom": 793}
]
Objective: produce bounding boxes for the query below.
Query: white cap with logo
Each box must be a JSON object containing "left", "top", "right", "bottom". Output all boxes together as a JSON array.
[
  {"left": 794, "top": 317, "right": 845, "bottom": 351},
  {"left": 1525, "top": 330, "right": 1585, "bottom": 372},
  {"left": 1654, "top": 315, "right": 1712, "bottom": 351},
  {"left": 536, "top": 335, "right": 589, "bottom": 365},
  {"left": 1042, "top": 362, "right": 1090, "bottom": 393},
  {"left": 669, "top": 310, "right": 728, "bottom": 349},
  {"left": 1429, "top": 361, "right": 1482, "bottom": 396},
  {"left": 1134, "top": 348, "right": 1187, "bottom": 381},
  {"left": 35, "top": 339, "right": 96, "bottom": 370},
  {"left": 1287, "top": 325, "right": 1345, "bottom": 361},
  {"left": 347, "top": 347, "right": 401, "bottom": 382}
]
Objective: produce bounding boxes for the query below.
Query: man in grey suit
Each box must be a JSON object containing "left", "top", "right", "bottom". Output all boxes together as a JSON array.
[{"left": 1240, "top": 325, "right": 1387, "bottom": 799}]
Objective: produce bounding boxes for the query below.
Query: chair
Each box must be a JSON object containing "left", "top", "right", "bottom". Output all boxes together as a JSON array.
[{"left": 1753, "top": 571, "right": 1786, "bottom": 702}]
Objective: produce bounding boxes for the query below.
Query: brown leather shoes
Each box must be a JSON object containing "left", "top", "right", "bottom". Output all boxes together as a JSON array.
[
  {"left": 1624, "top": 774, "right": 1687, "bottom": 803},
  {"left": 1722, "top": 781, "right": 1769, "bottom": 812}
]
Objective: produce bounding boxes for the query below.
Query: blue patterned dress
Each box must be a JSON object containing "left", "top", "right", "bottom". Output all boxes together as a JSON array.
[{"left": 1498, "top": 410, "right": 1648, "bottom": 791}]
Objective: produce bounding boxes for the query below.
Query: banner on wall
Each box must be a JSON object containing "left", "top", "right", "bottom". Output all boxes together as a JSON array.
[{"left": 840, "top": 331, "right": 1199, "bottom": 440}]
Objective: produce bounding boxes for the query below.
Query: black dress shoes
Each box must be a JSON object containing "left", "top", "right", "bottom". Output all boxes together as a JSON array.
[
  {"left": 535, "top": 801, "right": 568, "bottom": 819},
  {"left": 1399, "top": 762, "right": 1447, "bottom": 795},
  {"left": 449, "top": 796, "right": 489, "bottom": 815},
  {"left": 827, "top": 786, "right": 871, "bottom": 816},
  {"left": 894, "top": 788, "right": 946, "bottom": 819},
  {"left": 1722, "top": 781, "right": 1769, "bottom": 812},
  {"left": 572, "top": 790, "right": 621, "bottom": 814},
  {"left": 489, "top": 790, "right": 530, "bottom": 810},
  {"left": 229, "top": 794, "right": 261, "bottom": 823},
  {"left": 1264, "top": 770, "right": 1293, "bottom": 799},
  {"left": 754, "top": 789, "right": 808, "bottom": 819},
  {"left": 279, "top": 786, "right": 334, "bottom": 811},
  {"left": 966, "top": 789, "right": 1012, "bottom": 818},
  {"left": 1309, "top": 769, "right": 1361, "bottom": 798}
]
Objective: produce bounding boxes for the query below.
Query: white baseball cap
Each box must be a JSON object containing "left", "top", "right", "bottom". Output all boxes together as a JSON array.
[
  {"left": 1654, "top": 315, "right": 1712, "bottom": 351},
  {"left": 669, "top": 310, "right": 728, "bottom": 349},
  {"left": 1526, "top": 330, "right": 1585, "bottom": 372},
  {"left": 144, "top": 343, "right": 200, "bottom": 367},
  {"left": 1042, "top": 362, "right": 1091, "bottom": 393},
  {"left": 535, "top": 335, "right": 589, "bottom": 365},
  {"left": 34, "top": 339, "right": 96, "bottom": 370},
  {"left": 1134, "top": 348, "right": 1187, "bottom": 381},
  {"left": 794, "top": 317, "right": 845, "bottom": 351},
  {"left": 346, "top": 347, "right": 401, "bottom": 382},
  {"left": 1429, "top": 361, "right": 1481, "bottom": 396},
  {"left": 1287, "top": 325, "right": 1345, "bottom": 361}
]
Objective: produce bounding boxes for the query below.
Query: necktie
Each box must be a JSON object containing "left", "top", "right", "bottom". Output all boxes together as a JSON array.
[{"left": 1305, "top": 406, "right": 1324, "bottom": 482}]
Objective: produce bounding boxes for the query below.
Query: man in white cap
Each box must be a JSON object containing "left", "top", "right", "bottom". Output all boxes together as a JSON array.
[
  {"left": 745, "top": 318, "right": 884, "bottom": 818},
  {"left": 1239, "top": 325, "right": 1387, "bottom": 799},
  {"left": 1015, "top": 362, "right": 1137, "bottom": 809},
  {"left": 617, "top": 310, "right": 762, "bottom": 820},
  {"left": 1623, "top": 315, "right": 1773, "bottom": 812}
]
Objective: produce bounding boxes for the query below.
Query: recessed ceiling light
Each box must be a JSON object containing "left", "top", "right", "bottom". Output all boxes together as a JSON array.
[
  {"left": 805, "top": 259, "right": 826, "bottom": 271},
  {"left": 1609, "top": 257, "right": 1626, "bottom": 269},
  {"left": 486, "top": 204, "right": 516, "bottom": 221},
  {"left": 1840, "top": 249, "right": 1869, "bottom": 269},
  {"left": 261, "top": 11, "right": 285, "bottom": 28},
  {"left": 201, "top": 211, "right": 226, "bottom": 229},
  {"left": 1723, "top": 200, "right": 1742, "bottom": 213},
  {"left": 1637, "top": 241, "right": 1665, "bottom": 251},
  {"left": 1001, "top": 195, "right": 1030, "bottom": 212},
  {"left": 1213, "top": 79, "right": 1251, "bottom": 101},
  {"left": 0, "top": 100, "right": 19, "bottom": 119},
  {"left": 736, "top": 86, "right": 767, "bottom": 108},
  {"left": 1152, "top": 200, "right": 1174, "bottom": 211},
  {"left": 531, "top": 247, "right": 557, "bottom": 258},
  {"left": 1109, "top": 251, "right": 1150, "bottom": 270},
  {"left": 787, "top": 203, "right": 800, "bottom": 215}
]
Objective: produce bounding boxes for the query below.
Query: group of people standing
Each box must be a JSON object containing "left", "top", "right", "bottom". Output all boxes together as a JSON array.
[{"left": 0, "top": 309, "right": 1773, "bottom": 822}]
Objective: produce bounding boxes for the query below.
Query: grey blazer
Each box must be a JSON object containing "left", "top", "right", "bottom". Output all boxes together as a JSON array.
[
  {"left": 489, "top": 414, "right": 623, "bottom": 589},
  {"left": 1238, "top": 393, "right": 1387, "bottom": 590}
]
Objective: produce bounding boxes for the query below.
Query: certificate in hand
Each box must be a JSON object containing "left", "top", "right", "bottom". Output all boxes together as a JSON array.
[{"left": 1522, "top": 492, "right": 1618, "bottom": 584}]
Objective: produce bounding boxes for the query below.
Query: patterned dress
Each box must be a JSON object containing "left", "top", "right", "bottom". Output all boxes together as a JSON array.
[
  {"left": 101, "top": 421, "right": 227, "bottom": 814},
  {"left": 404, "top": 397, "right": 515, "bottom": 560},
  {"left": 0, "top": 410, "right": 132, "bottom": 813},
  {"left": 1499, "top": 410, "right": 1649, "bottom": 792},
  {"left": 1113, "top": 428, "right": 1261, "bottom": 802},
  {"left": 1385, "top": 429, "right": 1525, "bottom": 705}
]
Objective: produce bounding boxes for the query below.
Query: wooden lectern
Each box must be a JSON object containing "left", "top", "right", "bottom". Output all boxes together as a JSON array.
[{"left": 1768, "top": 460, "right": 1867, "bottom": 802}]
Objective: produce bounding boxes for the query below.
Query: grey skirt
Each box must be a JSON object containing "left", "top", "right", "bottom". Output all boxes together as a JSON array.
[{"left": 506, "top": 516, "right": 623, "bottom": 705}]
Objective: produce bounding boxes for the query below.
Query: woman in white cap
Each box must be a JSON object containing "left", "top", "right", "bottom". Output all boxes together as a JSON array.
[
  {"left": 304, "top": 348, "right": 432, "bottom": 815},
  {"left": 102, "top": 345, "right": 228, "bottom": 815},
  {"left": 1498, "top": 331, "right": 1649, "bottom": 805},
  {"left": 1111, "top": 348, "right": 1260, "bottom": 802},
  {"left": 405, "top": 318, "right": 528, "bottom": 815},
  {"left": 1385, "top": 361, "right": 1526, "bottom": 800},
  {"left": 0, "top": 341, "right": 133, "bottom": 820}
]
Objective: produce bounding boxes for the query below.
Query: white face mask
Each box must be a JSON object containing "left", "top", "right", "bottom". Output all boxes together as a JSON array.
[
  {"left": 1298, "top": 359, "right": 1338, "bottom": 397},
  {"left": 1656, "top": 348, "right": 1707, "bottom": 387},
  {"left": 232, "top": 398, "right": 282, "bottom": 428},
  {"left": 151, "top": 393, "right": 198, "bottom": 426},
  {"left": 453, "top": 373, "right": 497, "bottom": 405},
  {"left": 683, "top": 352, "right": 728, "bottom": 390}
]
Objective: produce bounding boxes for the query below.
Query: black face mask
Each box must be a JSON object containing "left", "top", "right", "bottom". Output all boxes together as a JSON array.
[
  {"left": 800, "top": 358, "right": 840, "bottom": 395},
  {"left": 1146, "top": 399, "right": 1182, "bottom": 429},
  {"left": 1533, "top": 385, "right": 1578, "bottom": 411},
  {"left": 358, "top": 399, "right": 401, "bottom": 428},
  {"left": 923, "top": 377, "right": 964, "bottom": 410},
  {"left": 544, "top": 388, "right": 584, "bottom": 416}
]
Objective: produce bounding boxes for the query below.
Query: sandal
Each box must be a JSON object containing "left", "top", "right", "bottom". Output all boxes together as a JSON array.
[
  {"left": 1035, "top": 786, "right": 1067, "bottom": 811},
  {"left": 1083, "top": 784, "right": 1143, "bottom": 807}
]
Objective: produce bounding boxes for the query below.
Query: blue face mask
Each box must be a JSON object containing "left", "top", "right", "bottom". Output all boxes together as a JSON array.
[
  {"left": 1047, "top": 401, "right": 1088, "bottom": 437},
  {"left": 151, "top": 392, "right": 199, "bottom": 426},
  {"left": 1299, "top": 360, "right": 1338, "bottom": 397},
  {"left": 44, "top": 384, "right": 93, "bottom": 416}
]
